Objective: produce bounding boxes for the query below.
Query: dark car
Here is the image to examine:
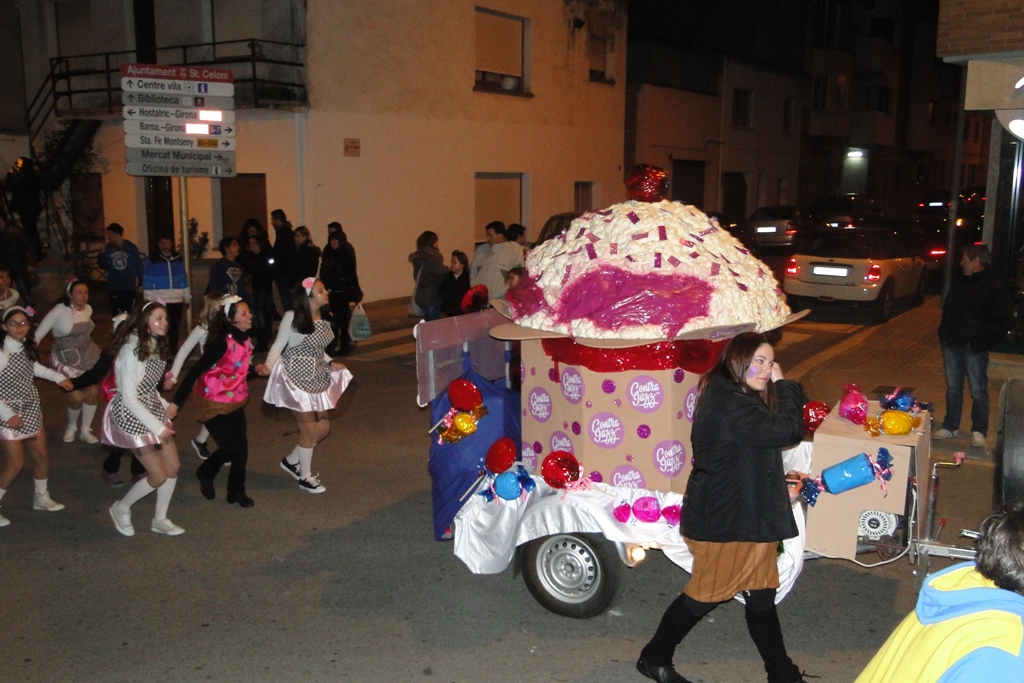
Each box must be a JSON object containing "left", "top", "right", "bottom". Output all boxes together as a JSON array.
[
  {"left": 887, "top": 214, "right": 982, "bottom": 275},
  {"left": 746, "top": 205, "right": 810, "bottom": 249},
  {"left": 534, "top": 211, "right": 580, "bottom": 246},
  {"left": 809, "top": 194, "right": 884, "bottom": 228}
]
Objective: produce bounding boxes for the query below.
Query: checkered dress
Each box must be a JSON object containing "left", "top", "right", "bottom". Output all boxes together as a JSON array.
[
  {"left": 0, "top": 348, "right": 43, "bottom": 440},
  {"left": 107, "top": 356, "right": 168, "bottom": 437},
  {"left": 50, "top": 318, "right": 101, "bottom": 378},
  {"left": 280, "top": 320, "right": 334, "bottom": 394}
]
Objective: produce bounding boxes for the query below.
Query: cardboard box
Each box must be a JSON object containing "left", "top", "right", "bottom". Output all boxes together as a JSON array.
[
  {"left": 517, "top": 338, "right": 703, "bottom": 493},
  {"left": 806, "top": 400, "right": 929, "bottom": 560}
]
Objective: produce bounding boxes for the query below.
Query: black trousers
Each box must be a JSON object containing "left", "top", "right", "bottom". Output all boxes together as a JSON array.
[
  {"left": 328, "top": 292, "right": 353, "bottom": 352},
  {"left": 165, "top": 302, "right": 185, "bottom": 353},
  {"left": 197, "top": 406, "right": 249, "bottom": 493},
  {"left": 102, "top": 447, "right": 146, "bottom": 475},
  {"left": 109, "top": 290, "right": 137, "bottom": 316}
]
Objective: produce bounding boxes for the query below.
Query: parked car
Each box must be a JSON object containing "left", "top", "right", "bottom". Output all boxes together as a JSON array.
[
  {"left": 808, "top": 194, "right": 884, "bottom": 228},
  {"left": 916, "top": 187, "right": 986, "bottom": 220},
  {"left": 783, "top": 228, "right": 926, "bottom": 322},
  {"left": 883, "top": 214, "right": 982, "bottom": 275},
  {"left": 534, "top": 211, "right": 580, "bottom": 246},
  {"left": 746, "top": 205, "right": 810, "bottom": 249}
]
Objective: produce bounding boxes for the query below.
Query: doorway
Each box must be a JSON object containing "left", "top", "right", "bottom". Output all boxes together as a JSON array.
[
  {"left": 221, "top": 174, "right": 268, "bottom": 238},
  {"left": 721, "top": 171, "right": 748, "bottom": 228},
  {"left": 671, "top": 160, "right": 706, "bottom": 207}
]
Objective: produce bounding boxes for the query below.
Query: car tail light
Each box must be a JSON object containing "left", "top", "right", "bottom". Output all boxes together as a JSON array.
[
  {"left": 784, "top": 227, "right": 797, "bottom": 235},
  {"left": 865, "top": 263, "right": 882, "bottom": 281},
  {"left": 929, "top": 248, "right": 946, "bottom": 257},
  {"left": 785, "top": 258, "right": 798, "bottom": 276}
]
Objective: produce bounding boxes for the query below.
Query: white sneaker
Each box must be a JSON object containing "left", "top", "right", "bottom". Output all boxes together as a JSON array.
[
  {"left": 297, "top": 474, "right": 326, "bottom": 494},
  {"left": 109, "top": 502, "right": 134, "bottom": 536},
  {"left": 0, "top": 511, "right": 9, "bottom": 527},
  {"left": 933, "top": 428, "right": 958, "bottom": 440},
  {"left": 32, "top": 492, "right": 65, "bottom": 512},
  {"left": 972, "top": 431, "right": 986, "bottom": 448},
  {"left": 79, "top": 428, "right": 99, "bottom": 444},
  {"left": 62, "top": 424, "right": 76, "bottom": 443},
  {"left": 151, "top": 518, "right": 185, "bottom": 536}
]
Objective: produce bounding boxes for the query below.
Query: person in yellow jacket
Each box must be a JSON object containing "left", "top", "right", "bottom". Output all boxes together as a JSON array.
[{"left": 856, "top": 503, "right": 1024, "bottom": 682}]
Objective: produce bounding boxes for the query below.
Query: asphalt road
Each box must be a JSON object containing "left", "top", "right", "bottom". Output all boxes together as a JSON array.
[{"left": 0, "top": 287, "right": 984, "bottom": 683}]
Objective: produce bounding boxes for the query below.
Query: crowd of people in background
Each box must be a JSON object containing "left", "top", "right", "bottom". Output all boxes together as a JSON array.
[{"left": 0, "top": 204, "right": 361, "bottom": 535}]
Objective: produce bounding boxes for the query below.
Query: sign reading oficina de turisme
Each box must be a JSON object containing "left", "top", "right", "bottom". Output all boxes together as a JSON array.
[{"left": 121, "top": 63, "right": 237, "bottom": 177}]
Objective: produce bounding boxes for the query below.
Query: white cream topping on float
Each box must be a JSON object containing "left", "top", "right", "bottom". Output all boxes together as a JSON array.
[{"left": 513, "top": 200, "right": 790, "bottom": 339}]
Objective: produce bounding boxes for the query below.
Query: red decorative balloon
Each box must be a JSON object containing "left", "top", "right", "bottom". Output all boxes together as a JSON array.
[
  {"left": 802, "top": 400, "right": 830, "bottom": 434},
  {"left": 461, "top": 284, "right": 489, "bottom": 313},
  {"left": 540, "top": 451, "right": 582, "bottom": 489},
  {"left": 625, "top": 164, "right": 670, "bottom": 202},
  {"left": 485, "top": 437, "right": 518, "bottom": 474},
  {"left": 447, "top": 379, "right": 483, "bottom": 412}
]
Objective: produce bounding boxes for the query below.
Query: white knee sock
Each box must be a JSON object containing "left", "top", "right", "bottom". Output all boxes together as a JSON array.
[
  {"left": 196, "top": 425, "right": 210, "bottom": 443},
  {"left": 33, "top": 478, "right": 48, "bottom": 495},
  {"left": 118, "top": 477, "right": 156, "bottom": 509},
  {"left": 80, "top": 403, "right": 98, "bottom": 431},
  {"left": 297, "top": 446, "right": 314, "bottom": 479},
  {"left": 285, "top": 445, "right": 300, "bottom": 466},
  {"left": 67, "top": 407, "right": 81, "bottom": 431},
  {"left": 0, "top": 488, "right": 7, "bottom": 504},
  {"left": 153, "top": 477, "right": 177, "bottom": 522}
]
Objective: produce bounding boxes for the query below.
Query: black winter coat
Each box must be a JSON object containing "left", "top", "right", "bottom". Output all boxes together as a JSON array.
[
  {"left": 682, "top": 375, "right": 803, "bottom": 543},
  {"left": 938, "top": 267, "right": 1013, "bottom": 352}
]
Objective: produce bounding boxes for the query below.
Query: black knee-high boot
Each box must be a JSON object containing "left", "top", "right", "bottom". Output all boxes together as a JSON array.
[
  {"left": 744, "top": 589, "right": 803, "bottom": 683},
  {"left": 642, "top": 593, "right": 713, "bottom": 665}
]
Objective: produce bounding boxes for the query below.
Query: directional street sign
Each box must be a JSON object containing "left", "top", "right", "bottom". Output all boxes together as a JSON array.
[
  {"left": 126, "top": 161, "right": 236, "bottom": 178},
  {"left": 125, "top": 133, "right": 236, "bottom": 151},
  {"left": 122, "top": 91, "right": 235, "bottom": 110},
  {"left": 123, "top": 106, "right": 235, "bottom": 123},
  {"left": 121, "top": 63, "right": 237, "bottom": 178},
  {"left": 124, "top": 120, "right": 236, "bottom": 137},
  {"left": 121, "top": 77, "right": 234, "bottom": 97},
  {"left": 125, "top": 148, "right": 235, "bottom": 164}
]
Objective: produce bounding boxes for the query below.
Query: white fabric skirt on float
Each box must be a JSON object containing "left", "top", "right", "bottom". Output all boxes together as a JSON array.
[
  {"left": 263, "top": 364, "right": 353, "bottom": 412},
  {"left": 99, "top": 404, "right": 170, "bottom": 450}
]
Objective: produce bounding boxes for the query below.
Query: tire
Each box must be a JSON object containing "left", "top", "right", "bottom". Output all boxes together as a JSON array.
[
  {"left": 872, "top": 281, "right": 894, "bottom": 323},
  {"left": 521, "top": 532, "right": 625, "bottom": 619},
  {"left": 911, "top": 274, "right": 926, "bottom": 307}
]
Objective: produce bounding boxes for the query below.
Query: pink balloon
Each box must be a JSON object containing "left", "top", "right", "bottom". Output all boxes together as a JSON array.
[
  {"left": 632, "top": 496, "right": 662, "bottom": 523},
  {"left": 613, "top": 504, "right": 632, "bottom": 523}
]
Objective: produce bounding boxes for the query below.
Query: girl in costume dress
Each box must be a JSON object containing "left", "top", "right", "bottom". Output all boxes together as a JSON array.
[
  {"left": 34, "top": 279, "right": 102, "bottom": 444},
  {"left": 637, "top": 333, "right": 807, "bottom": 683},
  {"left": 171, "top": 296, "right": 267, "bottom": 507},
  {"left": 0, "top": 306, "right": 74, "bottom": 527},
  {"left": 165, "top": 292, "right": 221, "bottom": 460},
  {"left": 264, "top": 277, "right": 352, "bottom": 494},
  {"left": 104, "top": 301, "right": 184, "bottom": 537}
]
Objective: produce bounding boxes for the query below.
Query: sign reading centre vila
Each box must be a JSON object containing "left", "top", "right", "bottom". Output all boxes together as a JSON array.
[{"left": 121, "top": 63, "right": 237, "bottom": 177}]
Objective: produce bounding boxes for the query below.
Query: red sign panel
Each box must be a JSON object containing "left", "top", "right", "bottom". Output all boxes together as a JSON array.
[{"left": 120, "top": 63, "right": 234, "bottom": 83}]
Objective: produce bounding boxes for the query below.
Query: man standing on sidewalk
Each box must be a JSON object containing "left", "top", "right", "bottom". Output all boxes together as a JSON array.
[{"left": 934, "top": 244, "right": 1013, "bottom": 447}]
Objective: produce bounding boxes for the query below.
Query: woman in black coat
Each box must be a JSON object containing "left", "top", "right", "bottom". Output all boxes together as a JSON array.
[{"left": 637, "top": 332, "right": 807, "bottom": 683}]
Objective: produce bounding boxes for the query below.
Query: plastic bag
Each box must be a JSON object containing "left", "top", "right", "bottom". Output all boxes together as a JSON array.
[{"left": 349, "top": 303, "right": 372, "bottom": 341}]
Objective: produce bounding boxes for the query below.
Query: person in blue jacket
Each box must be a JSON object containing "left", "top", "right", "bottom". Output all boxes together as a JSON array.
[
  {"left": 96, "top": 223, "right": 144, "bottom": 315},
  {"left": 143, "top": 236, "right": 191, "bottom": 353},
  {"left": 856, "top": 502, "right": 1024, "bottom": 682}
]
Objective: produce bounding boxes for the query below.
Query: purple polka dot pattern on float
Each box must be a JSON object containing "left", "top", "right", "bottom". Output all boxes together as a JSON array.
[
  {"left": 571, "top": 421, "right": 581, "bottom": 435},
  {"left": 602, "top": 379, "right": 616, "bottom": 394},
  {"left": 589, "top": 471, "right": 604, "bottom": 483},
  {"left": 614, "top": 398, "right": 622, "bottom": 407},
  {"left": 548, "top": 368, "right": 558, "bottom": 382},
  {"left": 637, "top": 424, "right": 651, "bottom": 439},
  {"left": 530, "top": 366, "right": 536, "bottom": 375},
  {"left": 521, "top": 442, "right": 537, "bottom": 470},
  {"left": 585, "top": 400, "right": 592, "bottom": 408},
  {"left": 533, "top": 441, "right": 543, "bottom": 454},
  {"left": 674, "top": 368, "right": 685, "bottom": 384}
]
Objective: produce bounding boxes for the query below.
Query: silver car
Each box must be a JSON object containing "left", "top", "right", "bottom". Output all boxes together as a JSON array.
[{"left": 746, "top": 205, "right": 807, "bottom": 248}]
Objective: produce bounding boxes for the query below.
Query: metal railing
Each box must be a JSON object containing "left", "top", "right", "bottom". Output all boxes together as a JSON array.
[{"left": 27, "top": 38, "right": 307, "bottom": 147}]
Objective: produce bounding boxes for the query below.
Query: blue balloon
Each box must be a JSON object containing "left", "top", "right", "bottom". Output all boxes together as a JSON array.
[{"left": 494, "top": 471, "right": 522, "bottom": 501}]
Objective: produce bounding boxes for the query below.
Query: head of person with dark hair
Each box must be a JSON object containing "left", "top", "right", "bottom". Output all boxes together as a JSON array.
[
  {"left": 150, "top": 235, "right": 178, "bottom": 262},
  {"left": 293, "top": 225, "right": 312, "bottom": 247},
  {"left": 290, "top": 277, "right": 331, "bottom": 334},
  {"left": 111, "top": 300, "right": 171, "bottom": 363},
  {"left": 450, "top": 250, "right": 468, "bottom": 274},
  {"left": 485, "top": 221, "right": 506, "bottom": 245},
  {"left": 507, "top": 265, "right": 524, "bottom": 289},
  {"left": 241, "top": 218, "right": 265, "bottom": 238},
  {"left": 699, "top": 331, "right": 777, "bottom": 405},
  {"left": 219, "top": 236, "right": 240, "bottom": 259},
  {"left": 60, "top": 278, "right": 90, "bottom": 308},
  {"left": 207, "top": 295, "right": 252, "bottom": 342},
  {"left": 1, "top": 306, "right": 39, "bottom": 362},
  {"left": 961, "top": 243, "right": 992, "bottom": 275},
  {"left": 328, "top": 221, "right": 344, "bottom": 235},
  {"left": 506, "top": 223, "right": 528, "bottom": 245},
  {"left": 270, "top": 209, "right": 287, "bottom": 226},
  {"left": 416, "top": 230, "right": 439, "bottom": 251},
  {"left": 106, "top": 222, "right": 125, "bottom": 246},
  {"left": 975, "top": 502, "right": 1024, "bottom": 596}
]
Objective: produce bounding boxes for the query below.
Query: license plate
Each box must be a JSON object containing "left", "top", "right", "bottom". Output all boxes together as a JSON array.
[
  {"left": 812, "top": 265, "right": 848, "bottom": 277},
  {"left": 756, "top": 226, "right": 776, "bottom": 233}
]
